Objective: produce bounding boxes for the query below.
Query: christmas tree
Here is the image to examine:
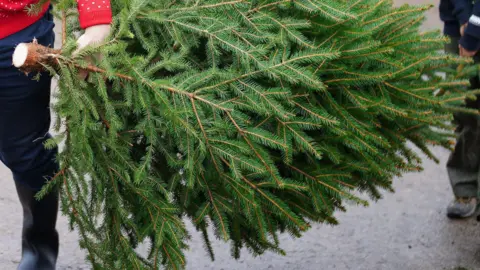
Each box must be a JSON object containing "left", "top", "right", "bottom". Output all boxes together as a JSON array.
[{"left": 15, "top": 0, "right": 477, "bottom": 269}]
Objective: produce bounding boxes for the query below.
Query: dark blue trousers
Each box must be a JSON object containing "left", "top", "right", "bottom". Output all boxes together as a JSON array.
[{"left": 0, "top": 12, "right": 58, "bottom": 190}]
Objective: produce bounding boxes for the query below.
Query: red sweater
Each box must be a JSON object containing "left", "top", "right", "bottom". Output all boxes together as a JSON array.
[{"left": 0, "top": 0, "right": 112, "bottom": 39}]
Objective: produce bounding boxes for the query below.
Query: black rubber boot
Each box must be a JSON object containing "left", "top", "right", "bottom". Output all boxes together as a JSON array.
[{"left": 15, "top": 181, "right": 59, "bottom": 270}]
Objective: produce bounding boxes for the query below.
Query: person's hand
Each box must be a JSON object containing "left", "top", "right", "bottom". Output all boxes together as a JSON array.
[
  {"left": 461, "top": 23, "right": 468, "bottom": 36},
  {"left": 459, "top": 44, "right": 478, "bottom": 57},
  {"left": 75, "top": 24, "right": 111, "bottom": 79}
]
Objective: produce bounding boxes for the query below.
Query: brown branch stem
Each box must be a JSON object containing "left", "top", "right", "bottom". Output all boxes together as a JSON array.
[{"left": 62, "top": 11, "right": 67, "bottom": 46}]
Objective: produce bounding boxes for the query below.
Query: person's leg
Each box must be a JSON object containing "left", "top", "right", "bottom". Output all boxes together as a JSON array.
[
  {"left": 0, "top": 13, "right": 59, "bottom": 270},
  {"left": 446, "top": 36, "right": 465, "bottom": 132},
  {"left": 446, "top": 35, "right": 480, "bottom": 218},
  {"left": 447, "top": 122, "right": 480, "bottom": 218}
]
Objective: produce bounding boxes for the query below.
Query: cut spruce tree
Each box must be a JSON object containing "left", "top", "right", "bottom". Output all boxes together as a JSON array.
[{"left": 15, "top": 0, "right": 477, "bottom": 269}]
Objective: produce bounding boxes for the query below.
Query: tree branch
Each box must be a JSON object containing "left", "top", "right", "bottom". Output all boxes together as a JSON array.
[{"left": 13, "top": 42, "right": 134, "bottom": 80}]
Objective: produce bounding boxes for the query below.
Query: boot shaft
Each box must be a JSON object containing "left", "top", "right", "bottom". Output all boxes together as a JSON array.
[{"left": 15, "top": 181, "right": 59, "bottom": 270}]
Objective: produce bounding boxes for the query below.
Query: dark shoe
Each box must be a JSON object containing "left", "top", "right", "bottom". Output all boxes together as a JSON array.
[
  {"left": 447, "top": 197, "right": 477, "bottom": 219},
  {"left": 15, "top": 181, "right": 59, "bottom": 270}
]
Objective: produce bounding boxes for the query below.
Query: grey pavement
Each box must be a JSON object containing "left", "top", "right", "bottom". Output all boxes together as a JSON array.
[{"left": 1, "top": 0, "right": 480, "bottom": 269}]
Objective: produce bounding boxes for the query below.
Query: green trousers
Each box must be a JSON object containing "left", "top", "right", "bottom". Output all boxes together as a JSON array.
[{"left": 446, "top": 36, "right": 480, "bottom": 198}]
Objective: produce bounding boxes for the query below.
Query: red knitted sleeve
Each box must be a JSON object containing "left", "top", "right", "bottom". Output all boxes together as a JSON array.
[{"left": 77, "top": 0, "right": 112, "bottom": 29}]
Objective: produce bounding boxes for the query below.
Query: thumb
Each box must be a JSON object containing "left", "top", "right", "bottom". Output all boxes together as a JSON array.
[
  {"left": 75, "top": 34, "right": 92, "bottom": 80},
  {"left": 73, "top": 33, "right": 91, "bottom": 56}
]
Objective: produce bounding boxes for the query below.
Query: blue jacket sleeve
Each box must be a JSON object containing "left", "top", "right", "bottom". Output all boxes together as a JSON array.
[
  {"left": 460, "top": 1, "right": 480, "bottom": 51},
  {"left": 451, "top": 0, "right": 473, "bottom": 25}
]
